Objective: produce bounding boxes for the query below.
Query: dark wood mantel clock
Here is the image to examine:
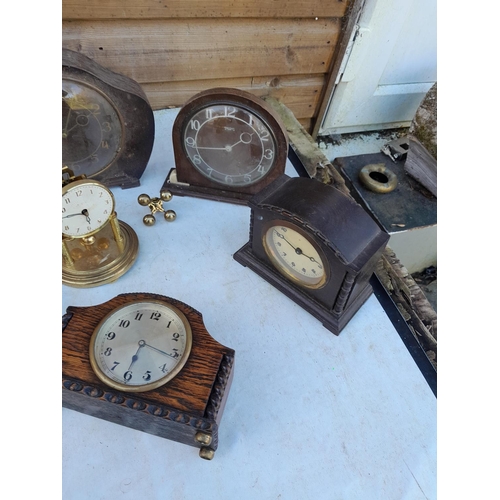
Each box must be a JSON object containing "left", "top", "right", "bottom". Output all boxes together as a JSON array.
[
  {"left": 233, "top": 175, "right": 390, "bottom": 335},
  {"left": 62, "top": 49, "right": 154, "bottom": 189},
  {"left": 62, "top": 293, "right": 235, "bottom": 460},
  {"left": 163, "top": 87, "right": 289, "bottom": 205}
]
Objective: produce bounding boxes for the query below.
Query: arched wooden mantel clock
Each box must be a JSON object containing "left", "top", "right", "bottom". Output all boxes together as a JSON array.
[
  {"left": 62, "top": 48, "right": 154, "bottom": 189},
  {"left": 62, "top": 293, "right": 235, "bottom": 460},
  {"left": 233, "top": 175, "right": 390, "bottom": 335},
  {"left": 163, "top": 87, "right": 289, "bottom": 205}
]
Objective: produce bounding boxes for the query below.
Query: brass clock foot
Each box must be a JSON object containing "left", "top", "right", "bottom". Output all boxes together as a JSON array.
[{"left": 199, "top": 447, "right": 215, "bottom": 460}]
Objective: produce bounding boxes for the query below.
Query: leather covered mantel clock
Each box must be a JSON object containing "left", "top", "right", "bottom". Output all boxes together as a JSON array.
[
  {"left": 62, "top": 49, "right": 154, "bottom": 189},
  {"left": 233, "top": 175, "right": 389, "bottom": 335},
  {"left": 62, "top": 293, "right": 235, "bottom": 460},
  {"left": 163, "top": 88, "right": 289, "bottom": 204}
]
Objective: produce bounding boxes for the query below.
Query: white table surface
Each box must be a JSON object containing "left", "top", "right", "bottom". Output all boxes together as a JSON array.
[{"left": 62, "top": 108, "right": 437, "bottom": 500}]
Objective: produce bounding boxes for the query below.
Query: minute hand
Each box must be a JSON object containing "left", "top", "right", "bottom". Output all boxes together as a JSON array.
[
  {"left": 143, "top": 342, "right": 177, "bottom": 359},
  {"left": 275, "top": 230, "right": 321, "bottom": 265}
]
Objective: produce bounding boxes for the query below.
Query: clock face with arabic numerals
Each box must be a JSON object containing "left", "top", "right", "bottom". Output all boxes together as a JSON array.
[
  {"left": 89, "top": 300, "right": 193, "bottom": 392},
  {"left": 61, "top": 179, "right": 115, "bottom": 238},
  {"left": 183, "top": 103, "right": 277, "bottom": 187},
  {"left": 263, "top": 220, "right": 328, "bottom": 289}
]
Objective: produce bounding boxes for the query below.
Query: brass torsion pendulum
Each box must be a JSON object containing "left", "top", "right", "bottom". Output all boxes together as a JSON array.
[{"left": 62, "top": 167, "right": 139, "bottom": 287}]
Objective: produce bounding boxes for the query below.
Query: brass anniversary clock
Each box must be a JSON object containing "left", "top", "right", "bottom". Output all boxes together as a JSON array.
[
  {"left": 62, "top": 169, "right": 138, "bottom": 287},
  {"left": 234, "top": 175, "right": 389, "bottom": 335},
  {"left": 62, "top": 293, "right": 235, "bottom": 460},
  {"left": 62, "top": 48, "right": 154, "bottom": 189},
  {"left": 163, "top": 88, "right": 289, "bottom": 204}
]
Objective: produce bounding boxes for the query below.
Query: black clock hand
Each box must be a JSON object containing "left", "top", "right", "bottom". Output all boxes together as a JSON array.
[
  {"left": 143, "top": 342, "right": 177, "bottom": 359},
  {"left": 127, "top": 341, "right": 146, "bottom": 371},
  {"left": 275, "top": 230, "right": 321, "bottom": 266},
  {"left": 82, "top": 209, "right": 91, "bottom": 224},
  {"left": 62, "top": 213, "right": 84, "bottom": 219},
  {"left": 275, "top": 230, "right": 298, "bottom": 251},
  {"left": 62, "top": 208, "right": 91, "bottom": 222}
]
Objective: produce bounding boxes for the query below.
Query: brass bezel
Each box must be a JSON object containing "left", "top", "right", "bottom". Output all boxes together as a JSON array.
[
  {"left": 89, "top": 299, "right": 193, "bottom": 393},
  {"left": 62, "top": 178, "right": 116, "bottom": 238},
  {"left": 262, "top": 219, "right": 330, "bottom": 290}
]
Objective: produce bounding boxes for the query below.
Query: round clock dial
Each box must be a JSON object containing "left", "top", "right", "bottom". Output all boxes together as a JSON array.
[
  {"left": 62, "top": 179, "right": 115, "bottom": 237},
  {"left": 62, "top": 79, "right": 123, "bottom": 177},
  {"left": 183, "top": 104, "right": 277, "bottom": 187},
  {"left": 263, "top": 221, "right": 327, "bottom": 288},
  {"left": 89, "top": 300, "right": 193, "bottom": 392}
]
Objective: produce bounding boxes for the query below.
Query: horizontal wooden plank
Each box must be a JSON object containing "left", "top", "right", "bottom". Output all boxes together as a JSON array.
[
  {"left": 298, "top": 118, "right": 313, "bottom": 133},
  {"left": 63, "top": 0, "right": 350, "bottom": 20},
  {"left": 62, "top": 18, "right": 339, "bottom": 84},
  {"left": 141, "top": 75, "right": 325, "bottom": 119}
]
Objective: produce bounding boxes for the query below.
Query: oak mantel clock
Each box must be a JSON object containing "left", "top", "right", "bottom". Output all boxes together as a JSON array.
[
  {"left": 62, "top": 48, "right": 154, "bottom": 189},
  {"left": 233, "top": 175, "right": 389, "bottom": 335},
  {"left": 62, "top": 293, "right": 235, "bottom": 460},
  {"left": 163, "top": 88, "right": 289, "bottom": 205}
]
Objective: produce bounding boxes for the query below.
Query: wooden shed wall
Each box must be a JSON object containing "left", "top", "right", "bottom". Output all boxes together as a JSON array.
[{"left": 62, "top": 1, "right": 352, "bottom": 133}]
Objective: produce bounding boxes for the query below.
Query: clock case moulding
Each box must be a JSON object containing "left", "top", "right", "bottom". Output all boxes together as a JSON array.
[
  {"left": 234, "top": 175, "right": 390, "bottom": 335},
  {"left": 62, "top": 49, "right": 155, "bottom": 189},
  {"left": 163, "top": 87, "right": 289, "bottom": 205},
  {"left": 62, "top": 293, "right": 235, "bottom": 459}
]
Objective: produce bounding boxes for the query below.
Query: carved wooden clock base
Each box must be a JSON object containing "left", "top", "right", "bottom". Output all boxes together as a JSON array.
[
  {"left": 234, "top": 243, "right": 373, "bottom": 335},
  {"left": 162, "top": 168, "right": 251, "bottom": 205},
  {"left": 62, "top": 293, "right": 235, "bottom": 459}
]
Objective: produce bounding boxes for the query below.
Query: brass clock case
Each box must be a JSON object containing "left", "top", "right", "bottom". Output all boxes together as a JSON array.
[{"left": 62, "top": 177, "right": 139, "bottom": 288}]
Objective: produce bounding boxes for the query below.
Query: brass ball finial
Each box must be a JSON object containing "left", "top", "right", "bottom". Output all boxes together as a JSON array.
[
  {"left": 143, "top": 214, "right": 156, "bottom": 226},
  {"left": 160, "top": 189, "right": 173, "bottom": 202},
  {"left": 138, "top": 194, "right": 151, "bottom": 206},
  {"left": 164, "top": 210, "right": 176, "bottom": 222}
]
